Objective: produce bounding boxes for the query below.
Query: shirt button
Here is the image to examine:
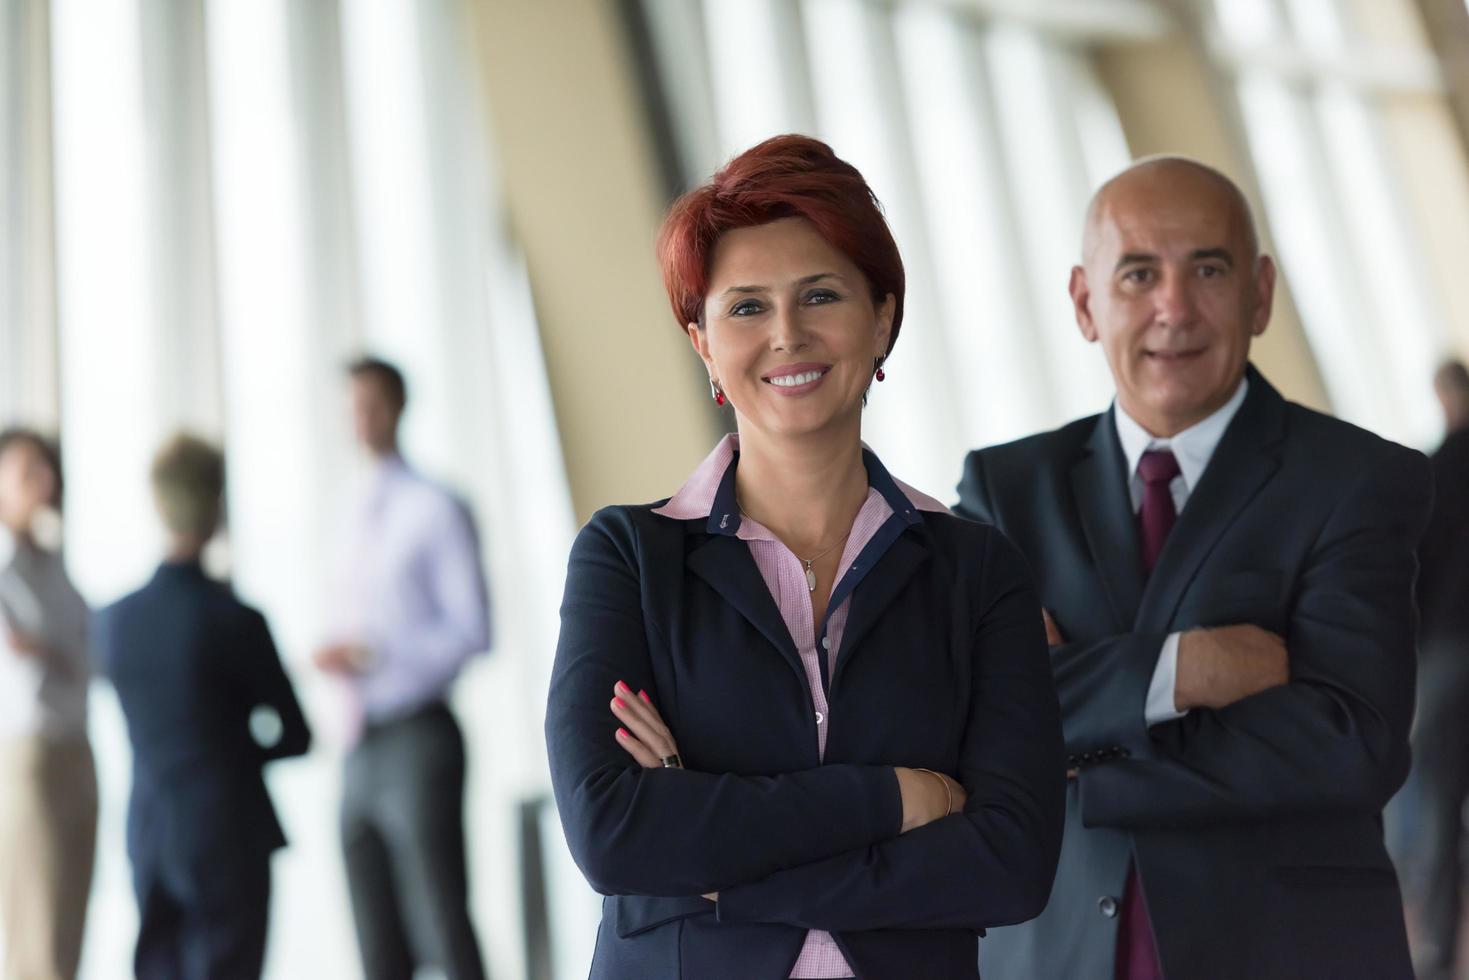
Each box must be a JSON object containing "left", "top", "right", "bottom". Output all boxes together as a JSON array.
[
  {"left": 1098, "top": 896, "right": 1119, "bottom": 918},
  {"left": 815, "top": 711, "right": 825, "bottom": 725},
  {"left": 821, "top": 637, "right": 830, "bottom": 650}
]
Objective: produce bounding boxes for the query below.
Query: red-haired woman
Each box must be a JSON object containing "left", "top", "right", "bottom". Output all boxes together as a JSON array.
[{"left": 546, "top": 135, "right": 1064, "bottom": 979}]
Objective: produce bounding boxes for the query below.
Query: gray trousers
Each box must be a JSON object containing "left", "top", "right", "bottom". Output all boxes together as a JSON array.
[
  {"left": 341, "top": 703, "right": 487, "bottom": 980},
  {"left": 0, "top": 734, "right": 96, "bottom": 980}
]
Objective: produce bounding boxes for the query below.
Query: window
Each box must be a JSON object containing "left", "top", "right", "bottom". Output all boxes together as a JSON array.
[{"left": 640, "top": 0, "right": 1140, "bottom": 493}]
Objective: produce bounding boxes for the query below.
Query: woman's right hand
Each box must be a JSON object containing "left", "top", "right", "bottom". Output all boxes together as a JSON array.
[{"left": 895, "top": 767, "right": 966, "bottom": 833}]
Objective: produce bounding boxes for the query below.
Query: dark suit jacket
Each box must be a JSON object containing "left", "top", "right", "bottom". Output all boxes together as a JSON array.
[
  {"left": 955, "top": 367, "right": 1429, "bottom": 980},
  {"left": 547, "top": 451, "right": 1065, "bottom": 980},
  {"left": 96, "top": 561, "right": 311, "bottom": 902}
]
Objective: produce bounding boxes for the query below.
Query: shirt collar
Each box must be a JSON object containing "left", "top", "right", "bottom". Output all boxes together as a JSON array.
[
  {"left": 652, "top": 433, "right": 948, "bottom": 536},
  {"left": 1113, "top": 377, "right": 1249, "bottom": 492},
  {"left": 153, "top": 558, "right": 206, "bottom": 581}
]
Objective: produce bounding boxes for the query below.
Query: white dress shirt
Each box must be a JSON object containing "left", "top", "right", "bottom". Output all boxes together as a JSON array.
[
  {"left": 0, "top": 528, "right": 91, "bottom": 740},
  {"left": 332, "top": 456, "right": 491, "bottom": 723},
  {"left": 1113, "top": 378, "right": 1249, "bottom": 726}
]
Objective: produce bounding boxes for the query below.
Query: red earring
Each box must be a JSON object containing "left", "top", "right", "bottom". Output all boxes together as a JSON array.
[
  {"left": 874, "top": 359, "right": 886, "bottom": 382},
  {"left": 710, "top": 378, "right": 725, "bottom": 406}
]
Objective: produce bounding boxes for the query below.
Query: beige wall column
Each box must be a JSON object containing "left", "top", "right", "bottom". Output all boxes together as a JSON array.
[
  {"left": 470, "top": 0, "right": 717, "bottom": 523},
  {"left": 1413, "top": 0, "right": 1469, "bottom": 165},
  {"left": 1091, "top": 16, "right": 1332, "bottom": 414},
  {"left": 1, "top": 0, "right": 61, "bottom": 427},
  {"left": 1390, "top": 0, "right": 1469, "bottom": 360}
]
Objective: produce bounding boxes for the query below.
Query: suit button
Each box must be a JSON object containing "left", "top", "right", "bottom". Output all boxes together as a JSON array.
[
  {"left": 1119, "top": 747, "right": 1131, "bottom": 758},
  {"left": 1081, "top": 752, "right": 1094, "bottom": 764},
  {"left": 1066, "top": 755, "right": 1078, "bottom": 767},
  {"left": 821, "top": 637, "right": 830, "bottom": 650},
  {"left": 1098, "top": 896, "right": 1119, "bottom": 918}
]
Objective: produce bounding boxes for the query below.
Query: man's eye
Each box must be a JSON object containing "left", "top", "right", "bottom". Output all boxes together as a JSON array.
[
  {"left": 730, "top": 300, "right": 763, "bottom": 316},
  {"left": 1122, "top": 268, "right": 1154, "bottom": 285},
  {"left": 1197, "top": 264, "right": 1226, "bottom": 279}
]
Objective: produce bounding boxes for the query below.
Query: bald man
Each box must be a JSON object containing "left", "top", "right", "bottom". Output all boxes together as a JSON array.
[{"left": 956, "top": 158, "right": 1427, "bottom": 980}]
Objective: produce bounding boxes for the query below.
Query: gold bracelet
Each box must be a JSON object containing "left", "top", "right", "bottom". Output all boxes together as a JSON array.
[{"left": 914, "top": 767, "right": 953, "bottom": 816}]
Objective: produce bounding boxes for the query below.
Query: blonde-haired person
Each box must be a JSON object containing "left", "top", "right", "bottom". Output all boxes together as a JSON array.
[
  {"left": 96, "top": 433, "right": 311, "bottom": 979},
  {"left": 0, "top": 427, "right": 95, "bottom": 980}
]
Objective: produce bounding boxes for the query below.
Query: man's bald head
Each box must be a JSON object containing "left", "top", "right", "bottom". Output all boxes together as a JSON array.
[
  {"left": 1068, "top": 154, "right": 1276, "bottom": 437},
  {"left": 1082, "top": 157, "right": 1259, "bottom": 266}
]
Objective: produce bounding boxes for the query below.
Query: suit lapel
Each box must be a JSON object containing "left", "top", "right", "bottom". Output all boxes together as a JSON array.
[
  {"left": 1070, "top": 411, "right": 1146, "bottom": 630},
  {"left": 1134, "top": 370, "right": 1286, "bottom": 632},
  {"left": 685, "top": 533, "right": 807, "bottom": 686},
  {"left": 830, "top": 528, "right": 929, "bottom": 692}
]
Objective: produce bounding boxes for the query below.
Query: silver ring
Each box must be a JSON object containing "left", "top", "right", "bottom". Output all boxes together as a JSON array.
[{"left": 660, "top": 754, "right": 682, "bottom": 769}]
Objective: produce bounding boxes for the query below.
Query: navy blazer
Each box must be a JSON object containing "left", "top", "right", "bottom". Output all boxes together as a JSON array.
[
  {"left": 957, "top": 368, "right": 1429, "bottom": 979},
  {"left": 546, "top": 451, "right": 1065, "bottom": 980},
  {"left": 96, "top": 562, "right": 311, "bottom": 899}
]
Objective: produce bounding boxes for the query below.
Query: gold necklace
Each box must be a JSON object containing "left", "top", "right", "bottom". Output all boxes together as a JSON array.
[{"left": 737, "top": 498, "right": 848, "bottom": 593}]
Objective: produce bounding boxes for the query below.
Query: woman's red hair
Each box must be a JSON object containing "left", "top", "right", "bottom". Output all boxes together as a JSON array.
[{"left": 656, "top": 134, "right": 905, "bottom": 353}]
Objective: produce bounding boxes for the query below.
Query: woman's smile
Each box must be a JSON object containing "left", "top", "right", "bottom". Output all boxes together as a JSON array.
[{"left": 763, "top": 362, "right": 832, "bottom": 394}]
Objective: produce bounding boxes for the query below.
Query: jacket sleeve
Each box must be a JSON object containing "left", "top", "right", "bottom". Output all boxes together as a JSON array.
[
  {"left": 957, "top": 449, "right": 1166, "bottom": 763},
  {"left": 237, "top": 608, "right": 313, "bottom": 762},
  {"left": 545, "top": 509, "right": 903, "bottom": 898},
  {"left": 713, "top": 529, "right": 1067, "bottom": 931},
  {"left": 1079, "top": 447, "right": 1429, "bottom": 828}
]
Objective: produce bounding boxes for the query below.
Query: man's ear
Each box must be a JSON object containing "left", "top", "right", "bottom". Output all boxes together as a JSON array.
[
  {"left": 1250, "top": 255, "right": 1276, "bottom": 337},
  {"left": 1070, "top": 266, "right": 1098, "bottom": 343}
]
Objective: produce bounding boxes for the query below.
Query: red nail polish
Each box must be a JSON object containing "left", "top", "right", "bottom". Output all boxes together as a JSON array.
[
  {"left": 613, "top": 697, "right": 627, "bottom": 709},
  {"left": 616, "top": 680, "right": 631, "bottom": 693},
  {"left": 617, "top": 727, "right": 630, "bottom": 739},
  {"left": 638, "top": 690, "right": 651, "bottom": 703}
]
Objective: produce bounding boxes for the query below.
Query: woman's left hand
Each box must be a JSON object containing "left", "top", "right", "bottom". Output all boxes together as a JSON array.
[
  {"left": 610, "top": 680, "right": 682, "bottom": 770},
  {"left": 609, "top": 683, "right": 716, "bottom": 901}
]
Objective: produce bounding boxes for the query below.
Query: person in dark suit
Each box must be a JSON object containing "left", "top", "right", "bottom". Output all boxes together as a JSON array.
[
  {"left": 1409, "top": 359, "right": 1469, "bottom": 980},
  {"left": 546, "top": 135, "right": 1065, "bottom": 980},
  {"left": 956, "top": 158, "right": 1430, "bottom": 980},
  {"left": 96, "top": 434, "right": 311, "bottom": 980}
]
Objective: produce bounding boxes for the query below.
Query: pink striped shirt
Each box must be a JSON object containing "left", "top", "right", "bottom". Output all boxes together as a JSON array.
[{"left": 654, "top": 434, "right": 949, "bottom": 978}]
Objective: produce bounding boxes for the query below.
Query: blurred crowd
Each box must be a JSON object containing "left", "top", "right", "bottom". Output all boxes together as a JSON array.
[{"left": 0, "top": 357, "right": 492, "bottom": 980}]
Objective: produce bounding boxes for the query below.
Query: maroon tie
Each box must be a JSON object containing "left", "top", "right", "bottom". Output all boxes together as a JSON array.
[
  {"left": 1116, "top": 449, "right": 1179, "bottom": 980},
  {"left": 1136, "top": 449, "right": 1180, "bottom": 574}
]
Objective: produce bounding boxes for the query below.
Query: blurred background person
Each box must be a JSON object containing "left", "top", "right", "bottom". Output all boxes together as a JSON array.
[
  {"left": 1409, "top": 359, "right": 1469, "bottom": 980},
  {"left": 94, "top": 434, "right": 311, "bottom": 980},
  {"left": 314, "top": 357, "right": 491, "bottom": 980},
  {"left": 0, "top": 428, "right": 95, "bottom": 980}
]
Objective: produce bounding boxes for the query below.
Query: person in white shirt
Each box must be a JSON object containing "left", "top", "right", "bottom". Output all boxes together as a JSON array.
[
  {"left": 314, "top": 357, "right": 490, "bottom": 980},
  {"left": 0, "top": 428, "right": 95, "bottom": 980}
]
